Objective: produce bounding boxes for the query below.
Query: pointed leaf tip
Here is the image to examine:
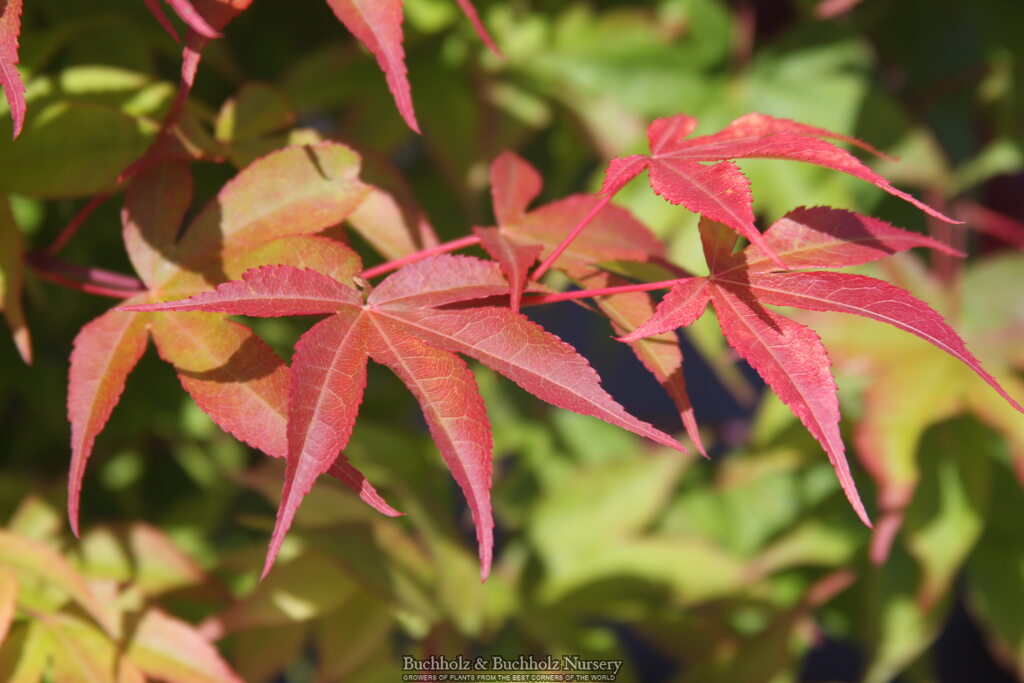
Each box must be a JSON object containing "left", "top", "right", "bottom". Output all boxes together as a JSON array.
[
  {"left": 453, "top": 0, "right": 502, "bottom": 57},
  {"left": 710, "top": 286, "right": 871, "bottom": 528},
  {"left": 367, "top": 323, "right": 495, "bottom": 582},
  {"left": 67, "top": 310, "right": 149, "bottom": 539},
  {"left": 326, "top": 0, "right": 421, "bottom": 133}
]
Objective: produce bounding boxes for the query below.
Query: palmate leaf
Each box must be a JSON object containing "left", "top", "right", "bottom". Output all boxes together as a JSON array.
[
  {"left": 123, "top": 256, "right": 685, "bottom": 580},
  {"left": 476, "top": 151, "right": 706, "bottom": 453},
  {"left": 67, "top": 143, "right": 409, "bottom": 535},
  {"left": 599, "top": 113, "right": 959, "bottom": 266},
  {"left": 623, "top": 208, "right": 1022, "bottom": 527}
]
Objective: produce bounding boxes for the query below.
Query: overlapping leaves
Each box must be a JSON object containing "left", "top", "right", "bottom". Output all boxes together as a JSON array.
[
  {"left": 67, "top": 142, "right": 406, "bottom": 537},
  {"left": 622, "top": 207, "right": 1023, "bottom": 525},
  {"left": 474, "top": 151, "right": 706, "bottom": 453},
  {"left": 0, "top": 497, "right": 240, "bottom": 682},
  {"left": 600, "top": 113, "right": 959, "bottom": 265},
  {"left": 124, "top": 255, "right": 684, "bottom": 579}
]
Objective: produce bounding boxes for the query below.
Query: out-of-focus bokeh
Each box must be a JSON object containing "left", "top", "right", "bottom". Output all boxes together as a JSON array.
[{"left": 1, "top": 1, "right": 1022, "bottom": 680}]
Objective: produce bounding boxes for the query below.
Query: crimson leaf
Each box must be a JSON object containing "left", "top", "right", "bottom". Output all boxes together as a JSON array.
[
  {"left": 67, "top": 143, "right": 395, "bottom": 535},
  {"left": 623, "top": 208, "right": 1022, "bottom": 525},
  {"left": 599, "top": 113, "right": 959, "bottom": 267},
  {"left": 123, "top": 255, "right": 685, "bottom": 580},
  {"left": 477, "top": 151, "right": 706, "bottom": 454}
]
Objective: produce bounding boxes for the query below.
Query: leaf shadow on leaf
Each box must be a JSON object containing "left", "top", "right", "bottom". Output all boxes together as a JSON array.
[
  {"left": 120, "top": 194, "right": 229, "bottom": 295},
  {"left": 715, "top": 278, "right": 786, "bottom": 335},
  {"left": 301, "top": 145, "right": 330, "bottom": 181},
  {"left": 170, "top": 332, "right": 282, "bottom": 383}
]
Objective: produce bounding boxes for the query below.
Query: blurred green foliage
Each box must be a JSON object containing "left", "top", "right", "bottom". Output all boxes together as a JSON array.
[{"left": 1, "top": 0, "right": 1022, "bottom": 680}]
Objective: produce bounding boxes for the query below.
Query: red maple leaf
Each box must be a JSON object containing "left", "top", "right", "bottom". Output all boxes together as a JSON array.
[
  {"left": 621, "top": 207, "right": 1023, "bottom": 525},
  {"left": 599, "top": 113, "right": 959, "bottom": 267},
  {"left": 67, "top": 143, "right": 410, "bottom": 537},
  {"left": 123, "top": 254, "right": 685, "bottom": 580}
]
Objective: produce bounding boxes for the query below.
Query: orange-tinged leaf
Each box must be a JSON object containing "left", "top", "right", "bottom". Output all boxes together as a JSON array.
[
  {"left": 67, "top": 310, "right": 150, "bottom": 536},
  {"left": 0, "top": 199, "right": 30, "bottom": 363},
  {"left": 151, "top": 313, "right": 292, "bottom": 458},
  {"left": 506, "top": 194, "right": 665, "bottom": 268},
  {"left": 127, "top": 609, "right": 243, "bottom": 683},
  {"left": 225, "top": 234, "right": 363, "bottom": 285},
  {"left": 70, "top": 145, "right": 374, "bottom": 536},
  {"left": 0, "top": 0, "right": 25, "bottom": 139},
  {"left": 346, "top": 185, "right": 439, "bottom": 261},
  {"left": 325, "top": 0, "right": 419, "bottom": 133},
  {"left": 171, "top": 144, "right": 368, "bottom": 279},
  {"left": 122, "top": 161, "right": 194, "bottom": 288}
]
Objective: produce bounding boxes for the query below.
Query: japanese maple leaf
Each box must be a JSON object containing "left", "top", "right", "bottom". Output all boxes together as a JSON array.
[
  {"left": 621, "top": 207, "right": 1023, "bottom": 526},
  {"left": 67, "top": 143, "right": 404, "bottom": 537},
  {"left": 599, "top": 113, "right": 958, "bottom": 266},
  {"left": 123, "top": 254, "right": 684, "bottom": 580},
  {"left": 324, "top": 0, "right": 499, "bottom": 133},
  {"left": 0, "top": 0, "right": 25, "bottom": 138},
  {"left": 807, "top": 252, "right": 1024, "bottom": 568},
  {"left": 474, "top": 151, "right": 707, "bottom": 453}
]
